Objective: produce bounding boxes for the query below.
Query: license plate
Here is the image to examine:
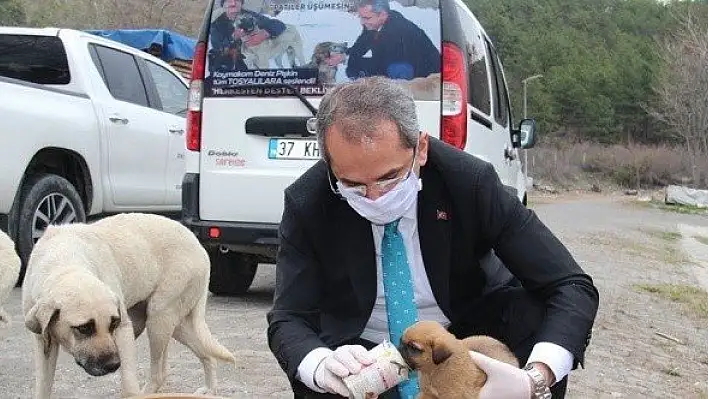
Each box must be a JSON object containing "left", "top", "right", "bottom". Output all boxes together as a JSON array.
[{"left": 268, "top": 138, "right": 320, "bottom": 160}]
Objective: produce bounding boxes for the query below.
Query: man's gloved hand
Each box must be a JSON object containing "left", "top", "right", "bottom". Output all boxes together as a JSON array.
[
  {"left": 470, "top": 351, "right": 533, "bottom": 399},
  {"left": 314, "top": 345, "right": 375, "bottom": 396}
]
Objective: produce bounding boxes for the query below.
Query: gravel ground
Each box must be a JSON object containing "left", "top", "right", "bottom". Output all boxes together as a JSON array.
[{"left": 1, "top": 193, "right": 707, "bottom": 398}]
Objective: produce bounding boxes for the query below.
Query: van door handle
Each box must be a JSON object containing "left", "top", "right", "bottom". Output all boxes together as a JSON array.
[
  {"left": 245, "top": 116, "right": 314, "bottom": 137},
  {"left": 504, "top": 147, "right": 516, "bottom": 161},
  {"left": 169, "top": 127, "right": 184, "bottom": 136},
  {"left": 109, "top": 116, "right": 129, "bottom": 125}
]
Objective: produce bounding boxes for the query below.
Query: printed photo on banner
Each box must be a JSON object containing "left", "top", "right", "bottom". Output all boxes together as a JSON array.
[{"left": 204, "top": 0, "right": 442, "bottom": 99}]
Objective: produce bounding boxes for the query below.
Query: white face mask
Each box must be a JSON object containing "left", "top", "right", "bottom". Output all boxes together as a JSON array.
[{"left": 336, "top": 169, "right": 422, "bottom": 225}]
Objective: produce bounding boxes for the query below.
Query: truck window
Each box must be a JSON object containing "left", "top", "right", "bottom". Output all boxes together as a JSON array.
[
  {"left": 90, "top": 44, "right": 150, "bottom": 107},
  {"left": 455, "top": 6, "right": 491, "bottom": 116},
  {"left": 0, "top": 34, "right": 71, "bottom": 85},
  {"left": 145, "top": 60, "right": 188, "bottom": 116}
]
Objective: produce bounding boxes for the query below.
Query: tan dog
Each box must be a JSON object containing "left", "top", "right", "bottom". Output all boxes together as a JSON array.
[
  {"left": 399, "top": 320, "right": 518, "bottom": 399},
  {"left": 0, "top": 229, "right": 21, "bottom": 325},
  {"left": 22, "top": 213, "right": 236, "bottom": 399}
]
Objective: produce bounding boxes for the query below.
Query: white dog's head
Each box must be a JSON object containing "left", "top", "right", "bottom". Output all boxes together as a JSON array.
[
  {"left": 0, "top": 231, "right": 21, "bottom": 326},
  {"left": 25, "top": 274, "right": 125, "bottom": 376}
]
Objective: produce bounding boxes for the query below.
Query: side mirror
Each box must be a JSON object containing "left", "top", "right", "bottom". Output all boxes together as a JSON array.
[{"left": 515, "top": 118, "right": 537, "bottom": 149}]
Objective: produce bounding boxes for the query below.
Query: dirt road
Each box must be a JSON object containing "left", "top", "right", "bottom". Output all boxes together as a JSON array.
[{"left": 1, "top": 194, "right": 707, "bottom": 398}]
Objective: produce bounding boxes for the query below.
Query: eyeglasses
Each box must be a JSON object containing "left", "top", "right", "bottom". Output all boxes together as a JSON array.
[{"left": 328, "top": 146, "right": 418, "bottom": 198}]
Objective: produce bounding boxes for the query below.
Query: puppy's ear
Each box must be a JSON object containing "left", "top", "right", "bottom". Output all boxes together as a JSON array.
[
  {"left": 432, "top": 342, "right": 453, "bottom": 365},
  {"left": 25, "top": 298, "right": 60, "bottom": 356}
]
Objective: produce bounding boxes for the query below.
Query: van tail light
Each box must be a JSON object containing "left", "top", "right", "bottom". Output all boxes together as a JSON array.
[
  {"left": 186, "top": 41, "right": 207, "bottom": 152},
  {"left": 441, "top": 41, "right": 468, "bottom": 150}
]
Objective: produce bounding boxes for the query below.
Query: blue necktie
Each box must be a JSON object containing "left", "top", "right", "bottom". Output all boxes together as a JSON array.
[{"left": 381, "top": 219, "right": 420, "bottom": 398}]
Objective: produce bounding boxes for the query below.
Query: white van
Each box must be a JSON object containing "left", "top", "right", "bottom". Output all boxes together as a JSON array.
[{"left": 182, "top": 0, "right": 538, "bottom": 295}]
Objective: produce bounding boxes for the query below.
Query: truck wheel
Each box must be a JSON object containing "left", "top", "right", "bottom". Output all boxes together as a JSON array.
[
  {"left": 207, "top": 248, "right": 258, "bottom": 296},
  {"left": 16, "top": 174, "right": 86, "bottom": 285}
]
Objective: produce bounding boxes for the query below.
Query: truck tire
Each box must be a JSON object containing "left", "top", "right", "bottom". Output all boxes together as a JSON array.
[
  {"left": 207, "top": 248, "right": 258, "bottom": 296},
  {"left": 16, "top": 174, "right": 86, "bottom": 285}
]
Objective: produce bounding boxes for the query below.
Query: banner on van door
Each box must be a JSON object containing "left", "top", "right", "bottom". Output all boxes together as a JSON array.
[{"left": 204, "top": 0, "right": 441, "bottom": 99}]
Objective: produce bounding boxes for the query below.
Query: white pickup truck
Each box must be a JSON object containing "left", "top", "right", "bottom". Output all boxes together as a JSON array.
[{"left": 0, "top": 27, "right": 189, "bottom": 283}]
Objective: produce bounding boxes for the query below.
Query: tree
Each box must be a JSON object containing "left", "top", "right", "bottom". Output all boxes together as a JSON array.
[
  {"left": 18, "top": 0, "right": 205, "bottom": 36},
  {"left": 464, "top": 0, "right": 679, "bottom": 143},
  {"left": 0, "top": 0, "right": 25, "bottom": 25},
  {"left": 648, "top": 7, "right": 708, "bottom": 187}
]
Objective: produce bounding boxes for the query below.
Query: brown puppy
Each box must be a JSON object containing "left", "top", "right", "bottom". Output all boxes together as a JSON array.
[
  {"left": 304, "top": 41, "right": 348, "bottom": 85},
  {"left": 399, "top": 320, "right": 519, "bottom": 399}
]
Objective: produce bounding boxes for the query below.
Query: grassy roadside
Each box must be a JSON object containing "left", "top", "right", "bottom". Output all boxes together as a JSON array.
[
  {"left": 635, "top": 200, "right": 708, "bottom": 216},
  {"left": 635, "top": 284, "right": 708, "bottom": 321}
]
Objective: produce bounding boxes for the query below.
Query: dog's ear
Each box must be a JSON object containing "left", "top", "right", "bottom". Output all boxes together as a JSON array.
[
  {"left": 25, "top": 299, "right": 60, "bottom": 356},
  {"left": 432, "top": 341, "right": 453, "bottom": 365}
]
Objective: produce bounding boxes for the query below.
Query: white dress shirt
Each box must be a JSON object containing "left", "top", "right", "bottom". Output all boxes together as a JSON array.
[{"left": 296, "top": 201, "right": 574, "bottom": 392}]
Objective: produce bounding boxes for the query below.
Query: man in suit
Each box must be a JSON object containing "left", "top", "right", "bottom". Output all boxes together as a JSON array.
[
  {"left": 326, "top": 0, "right": 440, "bottom": 80},
  {"left": 267, "top": 77, "right": 599, "bottom": 399}
]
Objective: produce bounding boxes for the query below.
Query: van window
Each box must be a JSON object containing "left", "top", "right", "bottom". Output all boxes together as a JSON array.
[
  {"left": 485, "top": 39, "right": 509, "bottom": 127},
  {"left": 203, "top": 0, "right": 442, "bottom": 99},
  {"left": 0, "top": 34, "right": 71, "bottom": 85},
  {"left": 455, "top": 6, "right": 490, "bottom": 115},
  {"left": 90, "top": 44, "right": 150, "bottom": 107}
]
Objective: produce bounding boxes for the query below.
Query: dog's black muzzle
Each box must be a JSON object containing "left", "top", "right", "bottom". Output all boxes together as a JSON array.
[{"left": 78, "top": 354, "right": 121, "bottom": 376}]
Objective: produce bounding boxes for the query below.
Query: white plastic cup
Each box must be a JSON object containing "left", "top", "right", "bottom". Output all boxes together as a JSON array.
[{"left": 343, "top": 340, "right": 411, "bottom": 399}]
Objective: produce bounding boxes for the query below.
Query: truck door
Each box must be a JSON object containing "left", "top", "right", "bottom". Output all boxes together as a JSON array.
[
  {"left": 140, "top": 59, "right": 189, "bottom": 208},
  {"left": 88, "top": 43, "right": 169, "bottom": 207}
]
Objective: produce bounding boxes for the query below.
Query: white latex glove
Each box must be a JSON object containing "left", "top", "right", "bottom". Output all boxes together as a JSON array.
[
  {"left": 469, "top": 351, "right": 532, "bottom": 399},
  {"left": 314, "top": 345, "right": 375, "bottom": 396}
]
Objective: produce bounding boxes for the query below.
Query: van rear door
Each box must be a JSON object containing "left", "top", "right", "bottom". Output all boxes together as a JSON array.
[{"left": 196, "top": 0, "right": 443, "bottom": 224}]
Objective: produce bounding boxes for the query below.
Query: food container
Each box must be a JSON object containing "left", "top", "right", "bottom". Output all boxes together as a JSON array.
[{"left": 343, "top": 340, "right": 412, "bottom": 399}]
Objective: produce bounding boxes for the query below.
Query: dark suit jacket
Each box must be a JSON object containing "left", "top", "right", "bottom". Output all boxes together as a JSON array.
[
  {"left": 346, "top": 10, "right": 441, "bottom": 80},
  {"left": 266, "top": 138, "right": 599, "bottom": 394}
]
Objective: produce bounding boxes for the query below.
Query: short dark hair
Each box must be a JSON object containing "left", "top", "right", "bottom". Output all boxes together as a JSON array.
[
  {"left": 356, "top": 0, "right": 390, "bottom": 13},
  {"left": 220, "top": 0, "right": 244, "bottom": 7}
]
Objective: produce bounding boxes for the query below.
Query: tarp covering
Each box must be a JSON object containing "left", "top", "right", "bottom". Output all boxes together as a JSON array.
[
  {"left": 665, "top": 185, "right": 708, "bottom": 208},
  {"left": 85, "top": 29, "right": 196, "bottom": 62}
]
